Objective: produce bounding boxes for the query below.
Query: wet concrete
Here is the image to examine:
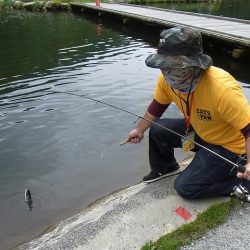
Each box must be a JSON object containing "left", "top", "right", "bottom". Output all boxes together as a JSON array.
[{"left": 18, "top": 157, "right": 229, "bottom": 250}]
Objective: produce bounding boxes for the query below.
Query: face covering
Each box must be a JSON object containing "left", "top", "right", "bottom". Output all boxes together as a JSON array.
[{"left": 161, "top": 67, "right": 202, "bottom": 93}]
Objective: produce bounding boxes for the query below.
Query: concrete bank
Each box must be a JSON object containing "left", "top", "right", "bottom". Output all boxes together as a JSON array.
[{"left": 18, "top": 158, "right": 228, "bottom": 250}]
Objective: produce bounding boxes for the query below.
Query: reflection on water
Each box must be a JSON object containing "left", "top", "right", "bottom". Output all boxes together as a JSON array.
[
  {"left": 146, "top": 0, "right": 250, "bottom": 20},
  {"left": 0, "top": 10, "right": 249, "bottom": 250}
]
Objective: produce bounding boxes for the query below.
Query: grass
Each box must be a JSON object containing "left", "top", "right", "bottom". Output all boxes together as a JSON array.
[
  {"left": 141, "top": 198, "right": 239, "bottom": 250},
  {"left": 0, "top": 0, "right": 12, "bottom": 9}
]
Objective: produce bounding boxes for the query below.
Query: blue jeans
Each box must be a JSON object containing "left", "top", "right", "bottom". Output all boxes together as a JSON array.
[{"left": 149, "top": 118, "right": 250, "bottom": 198}]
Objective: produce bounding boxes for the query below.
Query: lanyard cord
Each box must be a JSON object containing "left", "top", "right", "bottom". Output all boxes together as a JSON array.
[
  {"left": 171, "top": 87, "right": 193, "bottom": 117},
  {"left": 171, "top": 87, "right": 193, "bottom": 133},
  {"left": 180, "top": 93, "right": 194, "bottom": 132}
]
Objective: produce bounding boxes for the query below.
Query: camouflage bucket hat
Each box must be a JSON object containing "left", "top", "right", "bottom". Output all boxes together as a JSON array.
[{"left": 145, "top": 26, "right": 212, "bottom": 69}]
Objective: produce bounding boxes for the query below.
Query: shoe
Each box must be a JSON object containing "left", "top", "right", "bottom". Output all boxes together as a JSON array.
[{"left": 143, "top": 166, "right": 181, "bottom": 183}]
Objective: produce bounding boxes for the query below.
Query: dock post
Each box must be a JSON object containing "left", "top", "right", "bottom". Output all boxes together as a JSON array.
[
  {"left": 232, "top": 48, "right": 248, "bottom": 59},
  {"left": 123, "top": 18, "right": 129, "bottom": 24},
  {"left": 96, "top": 0, "right": 100, "bottom": 7}
]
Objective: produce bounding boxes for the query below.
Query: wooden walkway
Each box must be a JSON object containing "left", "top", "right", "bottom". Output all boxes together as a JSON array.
[{"left": 71, "top": 3, "right": 250, "bottom": 48}]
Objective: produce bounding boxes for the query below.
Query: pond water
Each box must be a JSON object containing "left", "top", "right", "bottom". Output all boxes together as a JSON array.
[
  {"left": 146, "top": 0, "right": 250, "bottom": 20},
  {"left": 0, "top": 10, "right": 249, "bottom": 249}
]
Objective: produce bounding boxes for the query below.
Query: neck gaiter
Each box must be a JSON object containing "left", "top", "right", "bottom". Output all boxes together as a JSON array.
[{"left": 161, "top": 67, "right": 202, "bottom": 93}]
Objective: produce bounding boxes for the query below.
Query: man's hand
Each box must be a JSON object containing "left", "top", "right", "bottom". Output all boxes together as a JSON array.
[
  {"left": 120, "top": 128, "right": 144, "bottom": 145},
  {"left": 237, "top": 162, "right": 250, "bottom": 181},
  {"left": 120, "top": 110, "right": 157, "bottom": 145}
]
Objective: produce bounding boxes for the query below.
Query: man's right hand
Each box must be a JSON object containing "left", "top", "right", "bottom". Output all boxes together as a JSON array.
[
  {"left": 120, "top": 128, "right": 144, "bottom": 145},
  {"left": 120, "top": 110, "right": 157, "bottom": 145}
]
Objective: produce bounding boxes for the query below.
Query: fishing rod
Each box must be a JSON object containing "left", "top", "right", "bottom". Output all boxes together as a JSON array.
[{"left": 46, "top": 89, "right": 246, "bottom": 174}]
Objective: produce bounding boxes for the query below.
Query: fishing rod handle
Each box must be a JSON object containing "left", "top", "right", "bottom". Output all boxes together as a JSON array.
[{"left": 237, "top": 164, "right": 246, "bottom": 173}]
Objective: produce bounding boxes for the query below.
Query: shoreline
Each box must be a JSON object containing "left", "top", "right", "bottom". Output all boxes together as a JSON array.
[
  {"left": 17, "top": 157, "right": 229, "bottom": 250},
  {"left": 1, "top": 1, "right": 72, "bottom": 12}
]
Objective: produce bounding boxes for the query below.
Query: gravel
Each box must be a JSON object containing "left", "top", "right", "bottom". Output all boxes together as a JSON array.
[{"left": 181, "top": 203, "right": 250, "bottom": 250}]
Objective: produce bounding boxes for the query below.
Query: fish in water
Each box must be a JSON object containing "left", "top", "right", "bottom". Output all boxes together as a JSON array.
[{"left": 24, "top": 188, "right": 33, "bottom": 211}]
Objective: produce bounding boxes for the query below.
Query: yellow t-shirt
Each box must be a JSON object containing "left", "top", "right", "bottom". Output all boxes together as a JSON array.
[{"left": 153, "top": 66, "right": 250, "bottom": 154}]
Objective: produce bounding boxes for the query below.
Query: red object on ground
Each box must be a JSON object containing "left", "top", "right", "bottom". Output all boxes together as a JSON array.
[
  {"left": 175, "top": 206, "right": 192, "bottom": 221},
  {"left": 96, "top": 0, "right": 100, "bottom": 7}
]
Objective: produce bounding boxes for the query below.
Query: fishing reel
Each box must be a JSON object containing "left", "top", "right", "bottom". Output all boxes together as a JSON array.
[
  {"left": 230, "top": 164, "right": 250, "bottom": 203},
  {"left": 231, "top": 184, "right": 250, "bottom": 203}
]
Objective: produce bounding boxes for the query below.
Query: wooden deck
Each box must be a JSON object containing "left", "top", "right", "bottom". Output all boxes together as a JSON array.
[{"left": 71, "top": 3, "right": 250, "bottom": 48}]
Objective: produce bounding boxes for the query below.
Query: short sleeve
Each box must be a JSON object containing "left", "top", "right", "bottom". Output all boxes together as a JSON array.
[{"left": 153, "top": 73, "right": 172, "bottom": 105}]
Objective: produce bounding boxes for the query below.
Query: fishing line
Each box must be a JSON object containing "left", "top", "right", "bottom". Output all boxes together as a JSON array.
[
  {"left": 21, "top": 89, "right": 250, "bottom": 202},
  {"left": 100, "top": 118, "right": 142, "bottom": 159},
  {"left": 45, "top": 89, "right": 245, "bottom": 172},
  {"left": 100, "top": 143, "right": 122, "bottom": 160}
]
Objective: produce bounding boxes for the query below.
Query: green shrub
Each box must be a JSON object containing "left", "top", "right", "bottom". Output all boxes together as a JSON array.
[
  {"left": 0, "top": 0, "right": 13, "bottom": 9},
  {"left": 33, "top": 1, "right": 44, "bottom": 11},
  {"left": 14, "top": 0, "right": 24, "bottom": 9},
  {"left": 53, "top": 0, "right": 70, "bottom": 4}
]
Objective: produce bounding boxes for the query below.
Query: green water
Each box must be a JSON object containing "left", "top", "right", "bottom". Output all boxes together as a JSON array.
[{"left": 146, "top": 0, "right": 250, "bottom": 20}]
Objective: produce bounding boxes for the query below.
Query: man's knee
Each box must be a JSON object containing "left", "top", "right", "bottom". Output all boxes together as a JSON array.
[{"left": 174, "top": 176, "right": 194, "bottom": 199}]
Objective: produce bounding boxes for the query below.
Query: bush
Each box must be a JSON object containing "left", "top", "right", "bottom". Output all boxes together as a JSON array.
[
  {"left": 0, "top": 0, "right": 13, "bottom": 9},
  {"left": 14, "top": 0, "right": 24, "bottom": 9},
  {"left": 33, "top": 1, "right": 44, "bottom": 11}
]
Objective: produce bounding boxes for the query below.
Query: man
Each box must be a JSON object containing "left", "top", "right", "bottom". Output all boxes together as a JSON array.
[{"left": 123, "top": 26, "right": 250, "bottom": 199}]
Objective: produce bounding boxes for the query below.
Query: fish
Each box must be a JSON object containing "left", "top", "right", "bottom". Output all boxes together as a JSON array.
[{"left": 24, "top": 188, "right": 33, "bottom": 211}]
